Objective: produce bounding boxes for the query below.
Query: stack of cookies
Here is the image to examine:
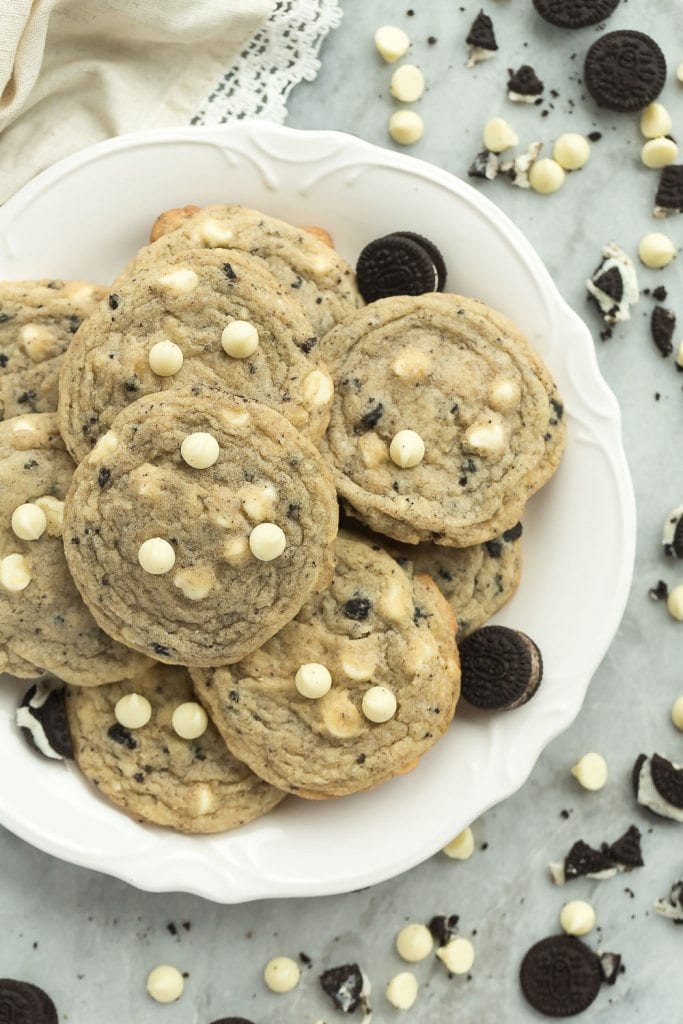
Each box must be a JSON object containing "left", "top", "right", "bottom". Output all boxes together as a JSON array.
[{"left": 0, "top": 204, "right": 564, "bottom": 833}]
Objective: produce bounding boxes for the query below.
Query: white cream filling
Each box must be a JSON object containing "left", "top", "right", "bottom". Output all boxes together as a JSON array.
[{"left": 586, "top": 242, "right": 640, "bottom": 324}]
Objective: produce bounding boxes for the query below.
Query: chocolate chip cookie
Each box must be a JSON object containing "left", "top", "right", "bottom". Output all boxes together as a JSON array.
[
  {"left": 59, "top": 248, "right": 333, "bottom": 463},
  {"left": 63, "top": 387, "right": 338, "bottom": 667},
  {"left": 0, "top": 279, "right": 106, "bottom": 421},
  {"left": 0, "top": 413, "right": 151, "bottom": 685},
  {"left": 141, "top": 204, "right": 363, "bottom": 336},
  {"left": 66, "top": 664, "right": 285, "bottom": 832},
  {"left": 191, "top": 531, "right": 460, "bottom": 799},
  {"left": 321, "top": 294, "right": 565, "bottom": 545}
]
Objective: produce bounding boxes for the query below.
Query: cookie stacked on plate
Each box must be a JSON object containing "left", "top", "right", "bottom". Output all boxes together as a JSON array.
[{"left": 1, "top": 204, "right": 565, "bottom": 833}]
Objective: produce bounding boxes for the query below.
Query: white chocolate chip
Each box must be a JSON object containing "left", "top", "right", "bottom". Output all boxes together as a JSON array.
[
  {"left": 264, "top": 957, "right": 300, "bottom": 994},
  {"left": 295, "top": 662, "right": 332, "bottom": 699},
  {"left": 11, "top": 418, "right": 38, "bottom": 439},
  {"left": 641, "top": 137, "right": 678, "bottom": 169},
  {"left": 88, "top": 430, "right": 118, "bottom": 463},
  {"left": 638, "top": 232, "right": 677, "bottom": 268},
  {"left": 483, "top": 117, "right": 519, "bottom": 154},
  {"left": 138, "top": 537, "right": 175, "bottom": 575},
  {"left": 34, "top": 495, "right": 64, "bottom": 536},
  {"left": 0, "top": 553, "right": 31, "bottom": 591},
  {"left": 437, "top": 937, "right": 475, "bottom": 975},
  {"left": 678, "top": 62, "right": 683, "bottom": 84},
  {"left": 194, "top": 783, "right": 216, "bottom": 815},
  {"left": 198, "top": 218, "right": 234, "bottom": 247},
  {"left": 396, "top": 924, "right": 433, "bottom": 963},
  {"left": 239, "top": 482, "right": 278, "bottom": 523},
  {"left": 319, "top": 690, "right": 364, "bottom": 738},
  {"left": 220, "top": 408, "right": 251, "bottom": 429},
  {"left": 302, "top": 369, "right": 333, "bottom": 408},
  {"left": 442, "top": 825, "right": 475, "bottom": 859},
  {"left": 114, "top": 693, "right": 152, "bottom": 730},
  {"left": 390, "top": 64, "right": 425, "bottom": 102},
  {"left": 672, "top": 695, "right": 683, "bottom": 730},
  {"left": 553, "top": 133, "right": 590, "bottom": 171},
  {"left": 388, "top": 110, "right": 424, "bottom": 145},
  {"left": 172, "top": 702, "right": 208, "bottom": 740},
  {"left": 375, "top": 25, "right": 411, "bottom": 63},
  {"left": 18, "top": 323, "right": 60, "bottom": 362},
  {"left": 560, "top": 900, "right": 596, "bottom": 936},
  {"left": 529, "top": 158, "right": 566, "bottom": 194},
  {"left": 571, "top": 752, "right": 608, "bottom": 791},
  {"left": 386, "top": 972, "right": 418, "bottom": 1010},
  {"left": 640, "top": 101, "right": 672, "bottom": 139},
  {"left": 392, "top": 347, "right": 432, "bottom": 381},
  {"left": 157, "top": 268, "right": 199, "bottom": 293},
  {"left": 362, "top": 685, "right": 397, "bottom": 723},
  {"left": 148, "top": 340, "right": 183, "bottom": 376},
  {"left": 489, "top": 378, "right": 521, "bottom": 411},
  {"left": 464, "top": 418, "right": 506, "bottom": 457},
  {"left": 146, "top": 965, "right": 184, "bottom": 1004},
  {"left": 181, "top": 432, "right": 219, "bottom": 469},
  {"left": 221, "top": 320, "right": 259, "bottom": 358},
  {"left": 390, "top": 429, "right": 425, "bottom": 468},
  {"left": 173, "top": 566, "right": 215, "bottom": 601},
  {"left": 340, "top": 651, "right": 377, "bottom": 682},
  {"left": 11, "top": 503, "right": 47, "bottom": 541},
  {"left": 359, "top": 432, "right": 389, "bottom": 468},
  {"left": 667, "top": 584, "right": 683, "bottom": 620},
  {"left": 378, "top": 578, "right": 413, "bottom": 625},
  {"left": 249, "top": 523, "right": 286, "bottom": 561},
  {"left": 221, "top": 535, "right": 251, "bottom": 567}
]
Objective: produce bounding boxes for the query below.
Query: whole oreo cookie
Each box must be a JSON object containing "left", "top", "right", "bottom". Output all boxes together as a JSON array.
[
  {"left": 584, "top": 31, "right": 666, "bottom": 112},
  {"left": 533, "top": 0, "right": 620, "bottom": 28},
  {"left": 650, "top": 753, "right": 683, "bottom": 809},
  {"left": 16, "top": 681, "right": 73, "bottom": 760},
  {"left": 459, "top": 625, "right": 543, "bottom": 710},
  {"left": 209, "top": 1019, "right": 255, "bottom": 1024},
  {"left": 356, "top": 234, "right": 439, "bottom": 303},
  {"left": 520, "top": 936, "right": 603, "bottom": 1017},
  {"left": 392, "top": 232, "right": 447, "bottom": 292},
  {"left": 0, "top": 979, "right": 58, "bottom": 1024}
]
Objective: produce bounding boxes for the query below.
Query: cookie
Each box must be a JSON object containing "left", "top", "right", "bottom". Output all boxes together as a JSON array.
[
  {"left": 0, "top": 280, "right": 106, "bottom": 422},
  {"left": 533, "top": 0, "right": 619, "bottom": 28},
  {"left": 321, "top": 293, "right": 565, "bottom": 547},
  {"left": 149, "top": 204, "right": 201, "bottom": 241},
  {"left": 0, "top": 979, "right": 58, "bottom": 1024},
  {"left": 458, "top": 625, "right": 542, "bottom": 711},
  {"left": 0, "top": 413, "right": 151, "bottom": 686},
  {"left": 356, "top": 234, "right": 441, "bottom": 303},
  {"left": 633, "top": 753, "right": 683, "bottom": 822},
  {"left": 520, "top": 935, "right": 603, "bottom": 1017},
  {"left": 141, "top": 204, "right": 363, "bottom": 336},
  {"left": 319, "top": 964, "right": 369, "bottom": 1014},
  {"left": 58, "top": 248, "right": 333, "bottom": 463},
  {"left": 17, "top": 680, "right": 73, "bottom": 760},
  {"left": 651, "top": 305, "right": 675, "bottom": 357},
  {"left": 655, "top": 165, "right": 683, "bottom": 218},
  {"left": 191, "top": 531, "right": 460, "bottom": 799},
  {"left": 63, "top": 388, "right": 337, "bottom": 667},
  {"left": 66, "top": 663, "right": 285, "bottom": 833},
  {"left": 584, "top": 31, "right": 666, "bottom": 113},
  {"left": 662, "top": 504, "right": 683, "bottom": 557}
]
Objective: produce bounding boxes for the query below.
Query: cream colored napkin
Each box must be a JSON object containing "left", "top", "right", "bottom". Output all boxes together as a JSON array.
[{"left": 0, "top": 0, "right": 273, "bottom": 202}]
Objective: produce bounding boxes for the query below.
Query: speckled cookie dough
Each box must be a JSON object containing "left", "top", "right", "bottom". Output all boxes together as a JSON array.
[
  {"left": 0, "top": 279, "right": 107, "bottom": 421},
  {"left": 58, "top": 248, "right": 333, "bottom": 463},
  {"left": 0, "top": 413, "right": 151, "bottom": 685},
  {"left": 66, "top": 663, "right": 285, "bottom": 833},
  {"left": 63, "top": 387, "right": 337, "bottom": 667},
  {"left": 142, "top": 204, "right": 363, "bottom": 336},
  {"left": 191, "top": 531, "right": 460, "bottom": 799},
  {"left": 320, "top": 294, "right": 565, "bottom": 546}
]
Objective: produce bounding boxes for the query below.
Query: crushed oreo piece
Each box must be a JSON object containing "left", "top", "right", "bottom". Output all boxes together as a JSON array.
[
  {"left": 584, "top": 31, "right": 666, "bottom": 112},
  {"left": 651, "top": 306, "right": 675, "bottom": 357},
  {"left": 428, "top": 914, "right": 459, "bottom": 946},
  {"left": 507, "top": 65, "right": 544, "bottom": 102},
  {"left": 500, "top": 141, "right": 542, "bottom": 189},
  {"left": 634, "top": 753, "right": 683, "bottom": 822},
  {"left": 648, "top": 579, "right": 668, "bottom": 601},
  {"left": 586, "top": 243, "right": 639, "bottom": 327},
  {"left": 343, "top": 596, "right": 371, "bottom": 621},
  {"left": 319, "top": 964, "right": 368, "bottom": 1014},
  {"left": 662, "top": 505, "right": 683, "bottom": 557},
  {"left": 107, "top": 723, "right": 137, "bottom": 750},
  {"left": 564, "top": 840, "right": 616, "bottom": 881},
  {"left": 652, "top": 285, "right": 668, "bottom": 301},
  {"left": 520, "top": 935, "right": 602, "bottom": 1017},
  {"left": 357, "top": 401, "right": 385, "bottom": 431},
  {"left": 650, "top": 753, "right": 683, "bottom": 809},
  {"left": 466, "top": 10, "right": 497, "bottom": 67},
  {"left": 654, "top": 880, "right": 683, "bottom": 923},
  {"left": 16, "top": 681, "right": 73, "bottom": 760},
  {"left": 468, "top": 149, "right": 500, "bottom": 181},
  {"left": 654, "top": 165, "right": 683, "bottom": 217},
  {"left": 599, "top": 952, "right": 624, "bottom": 985},
  {"left": 108, "top": 293, "right": 120, "bottom": 310},
  {"left": 603, "top": 825, "right": 643, "bottom": 869}
]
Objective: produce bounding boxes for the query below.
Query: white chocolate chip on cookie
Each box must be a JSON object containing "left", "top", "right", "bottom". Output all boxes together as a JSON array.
[
  {"left": 18, "top": 323, "right": 61, "bottom": 362},
  {"left": 173, "top": 566, "right": 216, "bottom": 601},
  {"left": 362, "top": 685, "right": 397, "bottom": 723},
  {"left": 172, "top": 702, "right": 208, "bottom": 740},
  {"left": 221, "top": 535, "right": 251, "bottom": 567},
  {"left": 114, "top": 692, "right": 152, "bottom": 729},
  {"left": 34, "top": 495, "right": 64, "bottom": 536},
  {"left": 157, "top": 268, "right": 199, "bottom": 293},
  {"left": 392, "top": 347, "right": 432, "bottom": 381},
  {"left": 221, "top": 320, "right": 259, "bottom": 358},
  {"left": 181, "top": 432, "right": 220, "bottom": 469},
  {"left": 249, "top": 523, "right": 286, "bottom": 561},
  {"left": 390, "top": 429, "right": 425, "bottom": 468},
  {"left": 197, "top": 218, "right": 235, "bottom": 248},
  {"left": 0, "top": 553, "right": 31, "bottom": 591},
  {"left": 489, "top": 378, "right": 521, "bottom": 411},
  {"left": 320, "top": 690, "right": 364, "bottom": 738},
  {"left": 138, "top": 538, "right": 175, "bottom": 575},
  {"left": 11, "top": 503, "right": 47, "bottom": 541},
  {"left": 464, "top": 417, "right": 506, "bottom": 456},
  {"left": 302, "top": 369, "right": 334, "bottom": 408},
  {"left": 378, "top": 578, "right": 414, "bottom": 625},
  {"left": 88, "top": 430, "right": 119, "bottom": 463},
  {"left": 240, "top": 482, "right": 278, "bottom": 523},
  {"left": 359, "top": 432, "right": 389, "bottom": 468},
  {"left": 148, "top": 340, "right": 183, "bottom": 376},
  {"left": 295, "top": 662, "right": 333, "bottom": 699},
  {"left": 219, "top": 408, "right": 251, "bottom": 430}
]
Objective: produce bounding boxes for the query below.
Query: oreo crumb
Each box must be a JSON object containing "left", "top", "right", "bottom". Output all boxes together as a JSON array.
[{"left": 649, "top": 579, "right": 668, "bottom": 600}]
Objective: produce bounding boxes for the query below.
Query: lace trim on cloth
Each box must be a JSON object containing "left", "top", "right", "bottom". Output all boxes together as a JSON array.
[{"left": 191, "top": 0, "right": 342, "bottom": 126}]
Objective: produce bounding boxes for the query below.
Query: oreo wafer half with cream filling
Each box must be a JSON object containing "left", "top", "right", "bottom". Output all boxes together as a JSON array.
[
  {"left": 16, "top": 679, "right": 73, "bottom": 760},
  {"left": 633, "top": 753, "right": 683, "bottom": 822}
]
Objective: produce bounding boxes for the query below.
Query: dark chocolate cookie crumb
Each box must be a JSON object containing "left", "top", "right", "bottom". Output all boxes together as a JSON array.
[
  {"left": 466, "top": 10, "right": 497, "bottom": 51},
  {"left": 320, "top": 963, "right": 366, "bottom": 1013},
  {"left": 648, "top": 579, "right": 668, "bottom": 601},
  {"left": 507, "top": 65, "right": 544, "bottom": 98},
  {"left": 564, "top": 840, "right": 615, "bottom": 881},
  {"left": 428, "top": 913, "right": 460, "bottom": 946},
  {"left": 603, "top": 825, "right": 643, "bottom": 868},
  {"left": 599, "top": 952, "right": 623, "bottom": 985},
  {"left": 651, "top": 306, "right": 676, "bottom": 357}
]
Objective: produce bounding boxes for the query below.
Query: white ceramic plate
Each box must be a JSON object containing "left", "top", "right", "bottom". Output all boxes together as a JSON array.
[{"left": 0, "top": 123, "right": 635, "bottom": 902}]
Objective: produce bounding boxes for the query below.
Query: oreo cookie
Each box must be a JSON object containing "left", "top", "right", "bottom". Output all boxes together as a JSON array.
[
  {"left": 634, "top": 753, "right": 683, "bottom": 822},
  {"left": 662, "top": 505, "right": 683, "bottom": 558},
  {"left": 655, "top": 165, "right": 683, "bottom": 217},
  {"left": 507, "top": 65, "right": 544, "bottom": 102},
  {"left": 599, "top": 952, "right": 623, "bottom": 985},
  {"left": 0, "top": 979, "right": 58, "bottom": 1024},
  {"left": 564, "top": 840, "right": 616, "bottom": 882},
  {"left": 319, "top": 964, "right": 368, "bottom": 1014},
  {"left": 458, "top": 625, "right": 543, "bottom": 711},
  {"left": 520, "top": 935, "right": 603, "bottom": 1017},
  {"left": 16, "top": 681, "right": 73, "bottom": 760},
  {"left": 356, "top": 233, "right": 445, "bottom": 303},
  {"left": 650, "top": 753, "right": 683, "bottom": 809},
  {"left": 209, "top": 1019, "right": 254, "bottom": 1024},
  {"left": 651, "top": 306, "right": 675, "bottom": 357},
  {"left": 533, "top": 0, "right": 619, "bottom": 28},
  {"left": 466, "top": 10, "right": 497, "bottom": 51},
  {"left": 603, "top": 825, "right": 643, "bottom": 869},
  {"left": 584, "top": 31, "right": 666, "bottom": 113}
]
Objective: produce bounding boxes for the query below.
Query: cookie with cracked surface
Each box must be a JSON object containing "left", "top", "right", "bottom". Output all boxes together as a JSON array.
[
  {"left": 0, "top": 279, "right": 106, "bottom": 421},
  {"left": 58, "top": 247, "right": 333, "bottom": 463},
  {"left": 191, "top": 531, "right": 460, "bottom": 799},
  {"left": 63, "top": 388, "right": 337, "bottom": 667},
  {"left": 0, "top": 413, "right": 151, "bottom": 685},
  {"left": 321, "top": 293, "right": 565, "bottom": 546},
  {"left": 140, "top": 204, "right": 363, "bottom": 336},
  {"left": 66, "top": 664, "right": 285, "bottom": 833}
]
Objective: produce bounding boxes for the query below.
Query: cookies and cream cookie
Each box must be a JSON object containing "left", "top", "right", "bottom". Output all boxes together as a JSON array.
[
  {"left": 320, "top": 293, "right": 565, "bottom": 546},
  {"left": 63, "top": 387, "right": 338, "bottom": 667},
  {"left": 66, "top": 664, "right": 285, "bottom": 833},
  {"left": 191, "top": 531, "right": 460, "bottom": 799},
  {"left": 0, "top": 413, "right": 151, "bottom": 685}
]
